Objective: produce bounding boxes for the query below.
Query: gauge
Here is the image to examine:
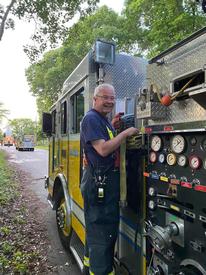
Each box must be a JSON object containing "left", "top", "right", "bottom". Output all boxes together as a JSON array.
[
  {"left": 177, "top": 155, "right": 187, "bottom": 167},
  {"left": 148, "top": 200, "right": 155, "bottom": 210},
  {"left": 151, "top": 135, "right": 162, "bottom": 152},
  {"left": 170, "top": 135, "right": 185, "bottom": 154},
  {"left": 201, "top": 138, "right": 206, "bottom": 151},
  {"left": 149, "top": 151, "right": 157, "bottom": 163},
  {"left": 190, "top": 137, "right": 197, "bottom": 146},
  {"left": 158, "top": 153, "right": 165, "bottom": 164},
  {"left": 148, "top": 187, "right": 156, "bottom": 196},
  {"left": 166, "top": 153, "right": 177, "bottom": 166},
  {"left": 189, "top": 155, "right": 201, "bottom": 170},
  {"left": 203, "top": 159, "right": 206, "bottom": 170}
]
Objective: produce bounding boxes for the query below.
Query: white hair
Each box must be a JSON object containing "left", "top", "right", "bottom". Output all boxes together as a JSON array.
[{"left": 94, "top": 83, "right": 115, "bottom": 96}]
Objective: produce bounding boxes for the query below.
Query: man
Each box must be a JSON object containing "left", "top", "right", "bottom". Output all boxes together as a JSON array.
[{"left": 80, "top": 83, "right": 139, "bottom": 275}]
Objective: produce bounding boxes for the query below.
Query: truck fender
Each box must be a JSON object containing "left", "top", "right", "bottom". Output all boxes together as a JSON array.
[{"left": 53, "top": 173, "right": 71, "bottom": 225}]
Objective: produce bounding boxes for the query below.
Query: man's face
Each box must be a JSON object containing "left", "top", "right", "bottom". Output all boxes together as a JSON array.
[{"left": 93, "top": 88, "right": 116, "bottom": 115}]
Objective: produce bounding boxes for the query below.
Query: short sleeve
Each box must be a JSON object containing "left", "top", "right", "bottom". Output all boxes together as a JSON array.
[{"left": 82, "top": 115, "right": 106, "bottom": 144}]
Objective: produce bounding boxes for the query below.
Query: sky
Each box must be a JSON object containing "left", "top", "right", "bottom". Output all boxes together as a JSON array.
[{"left": 0, "top": 1, "right": 124, "bottom": 129}]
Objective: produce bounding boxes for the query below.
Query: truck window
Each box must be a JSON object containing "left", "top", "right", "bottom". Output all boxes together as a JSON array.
[
  {"left": 52, "top": 110, "right": 56, "bottom": 134},
  {"left": 71, "top": 88, "right": 84, "bottom": 133},
  {"left": 61, "top": 101, "right": 67, "bottom": 134}
]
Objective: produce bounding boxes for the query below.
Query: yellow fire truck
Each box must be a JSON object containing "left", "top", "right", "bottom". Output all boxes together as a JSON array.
[
  {"left": 43, "top": 27, "right": 206, "bottom": 274},
  {"left": 43, "top": 39, "right": 147, "bottom": 274}
]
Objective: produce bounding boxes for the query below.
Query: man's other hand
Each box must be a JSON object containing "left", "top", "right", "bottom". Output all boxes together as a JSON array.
[{"left": 112, "top": 112, "right": 124, "bottom": 129}]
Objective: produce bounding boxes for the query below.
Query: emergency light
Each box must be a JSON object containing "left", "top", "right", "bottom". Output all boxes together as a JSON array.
[{"left": 94, "top": 39, "right": 115, "bottom": 65}]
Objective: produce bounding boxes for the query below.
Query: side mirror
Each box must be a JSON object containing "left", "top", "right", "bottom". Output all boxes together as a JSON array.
[{"left": 42, "top": 112, "right": 52, "bottom": 136}]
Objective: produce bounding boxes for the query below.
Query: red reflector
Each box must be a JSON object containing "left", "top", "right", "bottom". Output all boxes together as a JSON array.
[
  {"left": 181, "top": 182, "right": 192, "bottom": 189},
  {"left": 170, "top": 179, "right": 180, "bottom": 185},
  {"left": 194, "top": 185, "right": 206, "bottom": 192},
  {"left": 143, "top": 172, "right": 150, "bottom": 177},
  {"left": 145, "top": 127, "right": 152, "bottom": 133},
  {"left": 164, "top": 126, "right": 173, "bottom": 131}
]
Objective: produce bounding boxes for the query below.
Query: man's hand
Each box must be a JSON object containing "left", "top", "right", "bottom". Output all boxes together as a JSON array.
[
  {"left": 112, "top": 112, "right": 124, "bottom": 130},
  {"left": 123, "top": 127, "right": 139, "bottom": 137}
]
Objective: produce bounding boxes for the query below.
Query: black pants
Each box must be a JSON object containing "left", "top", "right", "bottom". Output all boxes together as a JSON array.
[{"left": 81, "top": 167, "right": 120, "bottom": 275}]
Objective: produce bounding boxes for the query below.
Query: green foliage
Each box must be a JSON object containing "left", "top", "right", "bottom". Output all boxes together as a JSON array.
[
  {"left": 0, "top": 0, "right": 99, "bottom": 60},
  {"left": 9, "top": 118, "right": 37, "bottom": 138},
  {"left": 0, "top": 102, "right": 9, "bottom": 124},
  {"left": 2, "top": 242, "right": 13, "bottom": 255},
  {"left": 26, "top": 6, "right": 127, "bottom": 114},
  {"left": 123, "top": 0, "right": 206, "bottom": 58},
  {"left": 0, "top": 151, "right": 18, "bottom": 205}
]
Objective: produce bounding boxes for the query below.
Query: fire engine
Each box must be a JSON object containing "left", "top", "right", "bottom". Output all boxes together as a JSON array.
[
  {"left": 43, "top": 40, "right": 147, "bottom": 274},
  {"left": 136, "top": 27, "right": 206, "bottom": 274},
  {"left": 43, "top": 26, "right": 206, "bottom": 275}
]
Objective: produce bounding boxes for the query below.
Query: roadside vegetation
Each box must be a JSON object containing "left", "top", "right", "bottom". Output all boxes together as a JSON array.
[
  {"left": 0, "top": 150, "right": 52, "bottom": 274},
  {"left": 35, "top": 145, "right": 48, "bottom": 150}
]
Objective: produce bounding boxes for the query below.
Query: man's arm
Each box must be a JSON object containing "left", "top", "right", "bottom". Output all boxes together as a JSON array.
[{"left": 91, "top": 127, "right": 139, "bottom": 157}]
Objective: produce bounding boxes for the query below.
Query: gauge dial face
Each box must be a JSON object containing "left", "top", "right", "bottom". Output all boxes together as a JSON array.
[
  {"left": 203, "top": 159, "right": 206, "bottom": 170},
  {"left": 151, "top": 135, "right": 162, "bottom": 152},
  {"left": 148, "top": 187, "right": 155, "bottom": 196},
  {"left": 201, "top": 139, "right": 206, "bottom": 151},
  {"left": 189, "top": 155, "right": 201, "bottom": 170},
  {"left": 177, "top": 155, "right": 187, "bottom": 167},
  {"left": 148, "top": 200, "right": 155, "bottom": 210},
  {"left": 170, "top": 135, "right": 185, "bottom": 154},
  {"left": 190, "top": 137, "right": 197, "bottom": 146},
  {"left": 167, "top": 153, "right": 177, "bottom": 166},
  {"left": 149, "top": 151, "right": 157, "bottom": 163},
  {"left": 158, "top": 153, "right": 165, "bottom": 164}
]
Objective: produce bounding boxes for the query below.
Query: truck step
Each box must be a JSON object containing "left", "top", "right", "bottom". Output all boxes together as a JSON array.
[{"left": 70, "top": 230, "right": 84, "bottom": 272}]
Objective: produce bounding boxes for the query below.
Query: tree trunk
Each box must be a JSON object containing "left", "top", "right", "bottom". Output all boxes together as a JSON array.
[{"left": 0, "top": 0, "right": 16, "bottom": 41}]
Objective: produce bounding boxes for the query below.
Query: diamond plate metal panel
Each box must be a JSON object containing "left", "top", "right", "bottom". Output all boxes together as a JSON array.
[
  {"left": 147, "top": 30, "right": 206, "bottom": 126},
  {"left": 104, "top": 54, "right": 147, "bottom": 99}
]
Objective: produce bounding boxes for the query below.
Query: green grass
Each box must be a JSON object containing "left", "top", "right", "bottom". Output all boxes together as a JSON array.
[
  {"left": 0, "top": 150, "right": 18, "bottom": 204},
  {"left": 35, "top": 145, "right": 48, "bottom": 150},
  {"left": 0, "top": 150, "right": 43, "bottom": 274}
]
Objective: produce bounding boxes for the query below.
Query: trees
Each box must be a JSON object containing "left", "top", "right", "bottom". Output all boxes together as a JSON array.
[
  {"left": 123, "top": 0, "right": 206, "bottom": 58},
  {"left": 26, "top": 6, "right": 126, "bottom": 115},
  {"left": 0, "top": 102, "right": 9, "bottom": 124},
  {"left": 0, "top": 0, "right": 98, "bottom": 60},
  {"left": 9, "top": 118, "right": 36, "bottom": 138}
]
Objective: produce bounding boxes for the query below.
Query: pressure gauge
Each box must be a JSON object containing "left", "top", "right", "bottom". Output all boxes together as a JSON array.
[
  {"left": 148, "top": 200, "right": 155, "bottom": 210},
  {"left": 148, "top": 187, "right": 156, "bottom": 196},
  {"left": 149, "top": 151, "right": 157, "bottom": 163},
  {"left": 201, "top": 138, "right": 206, "bottom": 151},
  {"left": 158, "top": 153, "right": 165, "bottom": 164},
  {"left": 151, "top": 135, "right": 162, "bottom": 152},
  {"left": 203, "top": 159, "right": 206, "bottom": 170},
  {"left": 167, "top": 153, "right": 177, "bottom": 166},
  {"left": 190, "top": 137, "right": 197, "bottom": 146},
  {"left": 189, "top": 155, "right": 201, "bottom": 170},
  {"left": 177, "top": 155, "right": 187, "bottom": 167},
  {"left": 170, "top": 135, "right": 185, "bottom": 154}
]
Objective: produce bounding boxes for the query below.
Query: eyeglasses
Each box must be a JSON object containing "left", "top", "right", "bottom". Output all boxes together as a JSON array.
[{"left": 96, "top": 95, "right": 116, "bottom": 101}]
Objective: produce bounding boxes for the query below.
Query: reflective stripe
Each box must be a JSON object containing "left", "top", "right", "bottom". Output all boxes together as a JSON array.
[
  {"left": 89, "top": 269, "right": 114, "bottom": 275},
  {"left": 106, "top": 126, "right": 114, "bottom": 139},
  {"left": 84, "top": 256, "right": 90, "bottom": 267}
]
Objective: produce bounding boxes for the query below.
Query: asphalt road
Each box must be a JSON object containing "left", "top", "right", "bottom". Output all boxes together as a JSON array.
[{"left": 2, "top": 145, "right": 81, "bottom": 275}]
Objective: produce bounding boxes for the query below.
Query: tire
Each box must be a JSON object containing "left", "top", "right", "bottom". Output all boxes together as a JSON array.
[{"left": 56, "top": 195, "right": 72, "bottom": 250}]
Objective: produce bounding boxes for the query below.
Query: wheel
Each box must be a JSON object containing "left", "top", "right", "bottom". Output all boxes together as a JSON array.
[{"left": 56, "top": 195, "right": 72, "bottom": 250}]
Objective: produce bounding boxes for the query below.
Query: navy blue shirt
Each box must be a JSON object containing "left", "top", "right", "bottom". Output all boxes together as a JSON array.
[{"left": 80, "top": 109, "right": 115, "bottom": 169}]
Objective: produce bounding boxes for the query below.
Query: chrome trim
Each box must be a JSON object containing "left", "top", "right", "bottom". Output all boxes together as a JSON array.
[
  {"left": 70, "top": 246, "right": 84, "bottom": 272},
  {"left": 57, "top": 173, "right": 71, "bottom": 228},
  {"left": 181, "top": 259, "right": 206, "bottom": 275}
]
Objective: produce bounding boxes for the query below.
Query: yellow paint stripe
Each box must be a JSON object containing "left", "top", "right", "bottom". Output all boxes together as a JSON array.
[{"left": 71, "top": 213, "right": 85, "bottom": 244}]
